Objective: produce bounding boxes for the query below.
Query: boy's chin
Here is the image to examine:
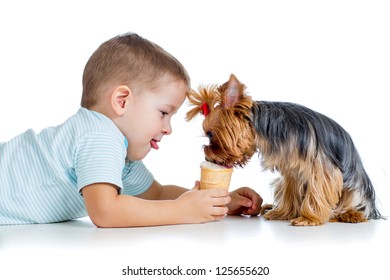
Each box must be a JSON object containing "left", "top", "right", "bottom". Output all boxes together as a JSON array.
[{"left": 127, "top": 148, "right": 150, "bottom": 161}]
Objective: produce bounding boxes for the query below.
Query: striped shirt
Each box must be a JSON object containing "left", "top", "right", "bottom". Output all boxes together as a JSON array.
[{"left": 0, "top": 108, "right": 154, "bottom": 225}]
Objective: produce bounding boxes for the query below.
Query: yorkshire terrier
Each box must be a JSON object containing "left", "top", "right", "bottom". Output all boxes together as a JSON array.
[{"left": 186, "top": 74, "right": 383, "bottom": 226}]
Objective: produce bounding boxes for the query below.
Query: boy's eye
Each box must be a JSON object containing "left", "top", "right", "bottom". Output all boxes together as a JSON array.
[{"left": 160, "top": 111, "right": 168, "bottom": 117}]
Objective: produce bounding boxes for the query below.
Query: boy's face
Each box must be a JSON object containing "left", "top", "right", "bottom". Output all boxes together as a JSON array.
[{"left": 120, "top": 75, "right": 187, "bottom": 161}]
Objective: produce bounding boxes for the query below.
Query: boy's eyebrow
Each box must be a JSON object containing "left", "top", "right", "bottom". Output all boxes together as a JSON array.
[{"left": 164, "top": 104, "right": 177, "bottom": 112}]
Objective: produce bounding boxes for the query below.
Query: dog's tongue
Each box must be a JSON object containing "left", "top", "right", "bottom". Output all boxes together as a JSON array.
[{"left": 150, "top": 140, "right": 159, "bottom": 150}]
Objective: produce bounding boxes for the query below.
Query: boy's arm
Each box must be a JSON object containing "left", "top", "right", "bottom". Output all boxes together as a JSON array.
[
  {"left": 136, "top": 180, "right": 188, "bottom": 200},
  {"left": 82, "top": 182, "right": 230, "bottom": 228}
]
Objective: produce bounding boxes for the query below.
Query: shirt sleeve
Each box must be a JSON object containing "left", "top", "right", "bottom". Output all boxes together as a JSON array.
[
  {"left": 121, "top": 160, "right": 154, "bottom": 196},
  {"left": 74, "top": 132, "right": 127, "bottom": 193}
]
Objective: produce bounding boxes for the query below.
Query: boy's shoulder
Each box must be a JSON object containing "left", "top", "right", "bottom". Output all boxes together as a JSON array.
[
  {"left": 66, "top": 108, "right": 121, "bottom": 136},
  {"left": 36, "top": 107, "right": 125, "bottom": 150}
]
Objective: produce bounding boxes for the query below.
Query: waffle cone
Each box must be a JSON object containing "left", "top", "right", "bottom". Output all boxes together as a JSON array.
[{"left": 200, "top": 165, "right": 233, "bottom": 190}]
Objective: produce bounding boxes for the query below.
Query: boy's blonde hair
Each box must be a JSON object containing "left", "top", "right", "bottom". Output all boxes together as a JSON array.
[{"left": 81, "top": 32, "right": 190, "bottom": 108}]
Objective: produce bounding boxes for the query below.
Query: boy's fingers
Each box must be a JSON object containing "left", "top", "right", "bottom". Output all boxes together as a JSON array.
[
  {"left": 212, "top": 196, "right": 230, "bottom": 206},
  {"left": 234, "top": 195, "right": 253, "bottom": 207},
  {"left": 192, "top": 181, "right": 200, "bottom": 191},
  {"left": 207, "top": 188, "right": 229, "bottom": 197},
  {"left": 212, "top": 206, "right": 229, "bottom": 216},
  {"left": 211, "top": 215, "right": 226, "bottom": 221}
]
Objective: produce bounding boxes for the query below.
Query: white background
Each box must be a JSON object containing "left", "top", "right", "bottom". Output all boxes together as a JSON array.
[{"left": 1, "top": 1, "right": 389, "bottom": 279}]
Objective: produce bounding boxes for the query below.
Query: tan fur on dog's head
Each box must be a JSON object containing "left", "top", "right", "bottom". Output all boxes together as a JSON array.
[{"left": 186, "top": 74, "right": 257, "bottom": 167}]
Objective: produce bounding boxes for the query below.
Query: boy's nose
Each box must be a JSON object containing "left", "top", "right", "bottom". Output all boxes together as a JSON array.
[{"left": 162, "top": 123, "right": 172, "bottom": 135}]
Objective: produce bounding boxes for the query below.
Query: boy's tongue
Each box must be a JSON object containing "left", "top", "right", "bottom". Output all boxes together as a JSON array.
[{"left": 150, "top": 140, "right": 159, "bottom": 150}]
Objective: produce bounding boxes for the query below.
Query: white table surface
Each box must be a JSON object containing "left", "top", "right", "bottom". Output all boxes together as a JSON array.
[{"left": 1, "top": 215, "right": 389, "bottom": 280}]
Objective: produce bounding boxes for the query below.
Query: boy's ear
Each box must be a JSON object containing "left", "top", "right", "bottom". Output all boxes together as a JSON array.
[{"left": 111, "top": 85, "right": 132, "bottom": 115}]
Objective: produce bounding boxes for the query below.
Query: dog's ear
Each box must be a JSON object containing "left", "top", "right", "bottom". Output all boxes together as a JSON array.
[{"left": 222, "top": 74, "right": 243, "bottom": 109}]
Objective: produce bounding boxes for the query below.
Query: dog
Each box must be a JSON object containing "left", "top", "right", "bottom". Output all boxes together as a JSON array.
[{"left": 186, "top": 74, "right": 383, "bottom": 226}]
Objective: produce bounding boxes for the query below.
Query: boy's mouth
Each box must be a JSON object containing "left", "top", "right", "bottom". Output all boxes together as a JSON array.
[{"left": 150, "top": 139, "right": 160, "bottom": 150}]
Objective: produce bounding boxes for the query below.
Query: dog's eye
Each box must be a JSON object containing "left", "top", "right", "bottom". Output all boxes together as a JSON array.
[{"left": 206, "top": 131, "right": 213, "bottom": 140}]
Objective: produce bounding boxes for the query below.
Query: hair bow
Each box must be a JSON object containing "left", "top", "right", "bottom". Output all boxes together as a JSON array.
[{"left": 200, "top": 102, "right": 210, "bottom": 117}]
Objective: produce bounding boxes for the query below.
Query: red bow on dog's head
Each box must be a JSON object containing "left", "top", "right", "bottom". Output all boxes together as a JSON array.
[
  {"left": 185, "top": 85, "right": 219, "bottom": 121},
  {"left": 200, "top": 102, "right": 210, "bottom": 117}
]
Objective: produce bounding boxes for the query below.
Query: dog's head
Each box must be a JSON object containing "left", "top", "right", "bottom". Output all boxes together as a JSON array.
[{"left": 186, "top": 74, "right": 257, "bottom": 167}]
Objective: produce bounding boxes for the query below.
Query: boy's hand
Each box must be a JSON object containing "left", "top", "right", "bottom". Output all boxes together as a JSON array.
[
  {"left": 176, "top": 182, "right": 231, "bottom": 224},
  {"left": 227, "top": 187, "right": 263, "bottom": 216}
]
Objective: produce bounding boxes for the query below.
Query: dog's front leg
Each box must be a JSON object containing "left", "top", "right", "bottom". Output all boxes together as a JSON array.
[{"left": 263, "top": 176, "right": 301, "bottom": 221}]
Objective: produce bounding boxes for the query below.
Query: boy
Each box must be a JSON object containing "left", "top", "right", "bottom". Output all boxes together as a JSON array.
[{"left": 0, "top": 33, "right": 262, "bottom": 227}]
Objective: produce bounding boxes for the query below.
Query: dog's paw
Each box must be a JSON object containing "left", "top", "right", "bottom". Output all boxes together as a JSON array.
[
  {"left": 330, "top": 210, "right": 367, "bottom": 223},
  {"left": 263, "top": 209, "right": 290, "bottom": 221},
  {"left": 291, "top": 216, "right": 324, "bottom": 226},
  {"left": 260, "top": 204, "right": 274, "bottom": 215}
]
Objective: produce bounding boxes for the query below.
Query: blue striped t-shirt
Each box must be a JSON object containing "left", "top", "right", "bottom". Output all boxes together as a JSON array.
[{"left": 0, "top": 108, "right": 154, "bottom": 225}]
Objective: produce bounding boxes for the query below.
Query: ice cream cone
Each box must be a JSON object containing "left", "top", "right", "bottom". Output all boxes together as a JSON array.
[{"left": 199, "top": 161, "right": 233, "bottom": 190}]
